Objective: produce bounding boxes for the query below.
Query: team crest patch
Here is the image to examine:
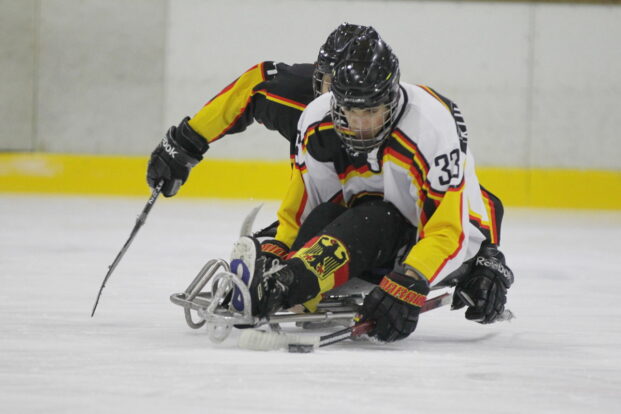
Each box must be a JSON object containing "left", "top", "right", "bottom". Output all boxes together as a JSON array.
[{"left": 296, "top": 235, "right": 349, "bottom": 280}]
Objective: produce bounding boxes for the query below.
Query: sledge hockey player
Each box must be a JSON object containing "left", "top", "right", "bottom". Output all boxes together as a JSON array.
[
  {"left": 144, "top": 22, "right": 508, "bottom": 331},
  {"left": 231, "top": 34, "right": 514, "bottom": 342},
  {"left": 143, "top": 22, "right": 503, "bottom": 238},
  {"left": 146, "top": 23, "right": 378, "bottom": 198}
]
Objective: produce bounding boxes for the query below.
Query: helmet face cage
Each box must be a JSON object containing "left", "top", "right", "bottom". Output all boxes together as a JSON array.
[
  {"left": 331, "top": 87, "right": 399, "bottom": 154},
  {"left": 313, "top": 23, "right": 378, "bottom": 97},
  {"left": 330, "top": 37, "right": 401, "bottom": 154},
  {"left": 312, "top": 69, "right": 330, "bottom": 98}
]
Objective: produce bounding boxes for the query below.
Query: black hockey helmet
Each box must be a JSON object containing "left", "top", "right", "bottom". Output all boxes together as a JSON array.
[
  {"left": 330, "top": 35, "right": 401, "bottom": 153},
  {"left": 313, "top": 23, "right": 379, "bottom": 97}
]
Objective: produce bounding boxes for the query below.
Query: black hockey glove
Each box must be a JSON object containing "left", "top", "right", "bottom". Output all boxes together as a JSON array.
[
  {"left": 358, "top": 269, "right": 430, "bottom": 342},
  {"left": 146, "top": 117, "right": 209, "bottom": 197},
  {"left": 452, "top": 243, "right": 514, "bottom": 324}
]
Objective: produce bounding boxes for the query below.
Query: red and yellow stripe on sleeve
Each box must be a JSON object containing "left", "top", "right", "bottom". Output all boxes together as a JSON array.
[
  {"left": 275, "top": 163, "right": 308, "bottom": 248},
  {"left": 404, "top": 182, "right": 465, "bottom": 282},
  {"left": 468, "top": 209, "right": 494, "bottom": 244},
  {"left": 481, "top": 189, "right": 499, "bottom": 244},
  {"left": 253, "top": 89, "right": 306, "bottom": 112},
  {"left": 188, "top": 63, "right": 268, "bottom": 144}
]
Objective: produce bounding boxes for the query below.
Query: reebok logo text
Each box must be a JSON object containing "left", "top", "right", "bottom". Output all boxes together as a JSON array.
[
  {"left": 476, "top": 256, "right": 514, "bottom": 285},
  {"left": 162, "top": 137, "right": 177, "bottom": 158}
]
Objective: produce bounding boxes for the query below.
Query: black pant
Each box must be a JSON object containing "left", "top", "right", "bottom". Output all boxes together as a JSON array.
[{"left": 290, "top": 198, "right": 414, "bottom": 284}]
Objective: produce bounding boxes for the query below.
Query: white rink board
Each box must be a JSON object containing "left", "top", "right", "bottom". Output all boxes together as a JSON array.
[
  {"left": 1, "top": 195, "right": 620, "bottom": 413},
  {"left": 2, "top": 1, "right": 620, "bottom": 170}
]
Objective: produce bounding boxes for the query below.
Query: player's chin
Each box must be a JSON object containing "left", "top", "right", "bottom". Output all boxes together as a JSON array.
[{"left": 355, "top": 132, "right": 375, "bottom": 141}]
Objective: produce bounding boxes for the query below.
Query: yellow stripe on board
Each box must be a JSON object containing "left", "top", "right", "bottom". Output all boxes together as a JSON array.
[
  {"left": 0, "top": 153, "right": 291, "bottom": 200},
  {"left": 476, "top": 168, "right": 621, "bottom": 210},
  {"left": 1, "top": 153, "right": 620, "bottom": 209}
]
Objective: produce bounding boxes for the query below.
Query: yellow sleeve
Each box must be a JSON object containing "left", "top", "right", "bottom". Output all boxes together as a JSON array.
[
  {"left": 187, "top": 62, "right": 268, "bottom": 144},
  {"left": 274, "top": 164, "right": 308, "bottom": 248},
  {"left": 404, "top": 184, "right": 465, "bottom": 282}
]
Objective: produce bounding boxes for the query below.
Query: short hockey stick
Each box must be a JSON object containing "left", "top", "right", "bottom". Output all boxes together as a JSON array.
[
  {"left": 238, "top": 292, "right": 453, "bottom": 352},
  {"left": 312, "top": 291, "right": 453, "bottom": 350},
  {"left": 312, "top": 291, "right": 513, "bottom": 350},
  {"left": 452, "top": 290, "right": 515, "bottom": 323},
  {"left": 91, "top": 180, "right": 163, "bottom": 317}
]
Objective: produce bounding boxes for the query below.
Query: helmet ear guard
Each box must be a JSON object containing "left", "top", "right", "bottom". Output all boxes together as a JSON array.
[{"left": 330, "top": 36, "right": 401, "bottom": 154}]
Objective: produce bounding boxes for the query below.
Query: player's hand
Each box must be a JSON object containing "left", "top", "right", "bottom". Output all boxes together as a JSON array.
[
  {"left": 357, "top": 269, "right": 430, "bottom": 342},
  {"left": 452, "top": 244, "right": 514, "bottom": 324},
  {"left": 146, "top": 117, "right": 209, "bottom": 197}
]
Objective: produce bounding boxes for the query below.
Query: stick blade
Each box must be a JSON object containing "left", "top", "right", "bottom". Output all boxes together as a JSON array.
[
  {"left": 238, "top": 329, "right": 319, "bottom": 351},
  {"left": 288, "top": 344, "right": 315, "bottom": 353}
]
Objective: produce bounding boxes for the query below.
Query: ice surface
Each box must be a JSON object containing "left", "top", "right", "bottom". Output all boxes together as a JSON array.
[{"left": 1, "top": 194, "right": 620, "bottom": 413}]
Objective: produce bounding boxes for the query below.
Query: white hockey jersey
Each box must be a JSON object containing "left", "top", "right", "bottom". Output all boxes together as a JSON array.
[{"left": 275, "top": 83, "right": 497, "bottom": 284}]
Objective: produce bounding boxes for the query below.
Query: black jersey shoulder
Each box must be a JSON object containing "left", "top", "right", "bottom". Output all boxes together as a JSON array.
[
  {"left": 303, "top": 116, "right": 339, "bottom": 162},
  {"left": 273, "top": 63, "right": 315, "bottom": 89},
  {"left": 303, "top": 115, "right": 367, "bottom": 174},
  {"left": 251, "top": 62, "right": 315, "bottom": 143},
  {"left": 256, "top": 62, "right": 315, "bottom": 107}
]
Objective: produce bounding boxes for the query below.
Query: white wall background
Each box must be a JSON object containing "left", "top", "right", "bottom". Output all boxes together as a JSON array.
[
  {"left": 1, "top": 0, "right": 620, "bottom": 169},
  {"left": 0, "top": 0, "right": 37, "bottom": 151}
]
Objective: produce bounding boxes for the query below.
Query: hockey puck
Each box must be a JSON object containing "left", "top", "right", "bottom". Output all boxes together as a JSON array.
[{"left": 288, "top": 344, "right": 315, "bottom": 353}]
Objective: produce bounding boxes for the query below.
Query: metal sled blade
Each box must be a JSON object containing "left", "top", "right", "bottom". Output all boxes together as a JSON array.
[
  {"left": 170, "top": 257, "right": 369, "bottom": 343},
  {"left": 170, "top": 258, "right": 257, "bottom": 342}
]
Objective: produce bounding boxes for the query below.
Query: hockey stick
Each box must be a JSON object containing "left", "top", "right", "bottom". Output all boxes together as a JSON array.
[
  {"left": 313, "top": 291, "right": 452, "bottom": 350},
  {"left": 314, "top": 292, "right": 513, "bottom": 350},
  {"left": 90, "top": 180, "right": 164, "bottom": 317},
  {"left": 451, "top": 290, "right": 515, "bottom": 323},
  {"left": 238, "top": 292, "right": 453, "bottom": 352}
]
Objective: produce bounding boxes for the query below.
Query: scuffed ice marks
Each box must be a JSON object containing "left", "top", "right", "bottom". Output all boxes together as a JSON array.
[{"left": 1, "top": 196, "right": 620, "bottom": 413}]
